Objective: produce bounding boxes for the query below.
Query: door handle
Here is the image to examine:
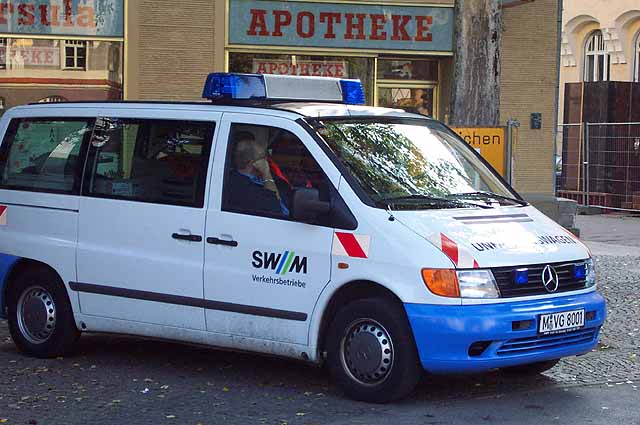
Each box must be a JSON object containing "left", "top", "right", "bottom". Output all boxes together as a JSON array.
[
  {"left": 172, "top": 233, "right": 203, "bottom": 242},
  {"left": 207, "top": 237, "right": 238, "bottom": 247}
]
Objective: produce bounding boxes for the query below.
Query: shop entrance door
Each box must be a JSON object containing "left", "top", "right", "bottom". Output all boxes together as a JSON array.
[{"left": 377, "top": 84, "right": 438, "bottom": 118}]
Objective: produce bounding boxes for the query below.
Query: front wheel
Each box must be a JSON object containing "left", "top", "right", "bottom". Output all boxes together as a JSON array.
[
  {"left": 326, "top": 297, "right": 422, "bottom": 403},
  {"left": 7, "top": 267, "right": 80, "bottom": 358}
]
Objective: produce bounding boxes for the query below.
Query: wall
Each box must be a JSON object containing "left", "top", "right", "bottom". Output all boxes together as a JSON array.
[
  {"left": 126, "top": 0, "right": 218, "bottom": 100},
  {"left": 559, "top": 0, "right": 640, "bottom": 125},
  {"left": 500, "top": 0, "right": 559, "bottom": 194},
  {"left": 126, "top": 0, "right": 455, "bottom": 101}
]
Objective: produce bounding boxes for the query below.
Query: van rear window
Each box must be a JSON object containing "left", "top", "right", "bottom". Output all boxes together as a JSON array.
[{"left": 0, "top": 118, "right": 94, "bottom": 194}]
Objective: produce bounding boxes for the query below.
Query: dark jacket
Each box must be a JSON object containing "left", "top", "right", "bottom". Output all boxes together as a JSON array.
[{"left": 226, "top": 170, "right": 284, "bottom": 217}]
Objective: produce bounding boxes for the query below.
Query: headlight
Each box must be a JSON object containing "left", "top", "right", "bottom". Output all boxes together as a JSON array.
[
  {"left": 585, "top": 258, "right": 596, "bottom": 287},
  {"left": 421, "top": 269, "right": 500, "bottom": 299},
  {"left": 456, "top": 270, "right": 500, "bottom": 299}
]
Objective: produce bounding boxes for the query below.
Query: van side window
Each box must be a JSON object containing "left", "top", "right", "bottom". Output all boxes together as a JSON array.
[
  {"left": 84, "top": 118, "right": 214, "bottom": 208},
  {"left": 222, "top": 123, "right": 330, "bottom": 221},
  {"left": 0, "top": 118, "right": 93, "bottom": 194}
]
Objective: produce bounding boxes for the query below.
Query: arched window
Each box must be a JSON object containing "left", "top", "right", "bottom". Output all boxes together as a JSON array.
[
  {"left": 584, "top": 30, "right": 610, "bottom": 82},
  {"left": 634, "top": 31, "right": 640, "bottom": 82}
]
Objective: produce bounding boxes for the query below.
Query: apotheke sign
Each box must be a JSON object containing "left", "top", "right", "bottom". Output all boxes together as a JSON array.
[
  {"left": 252, "top": 59, "right": 348, "bottom": 77},
  {"left": 229, "top": 0, "right": 453, "bottom": 52},
  {"left": 0, "top": 0, "right": 124, "bottom": 37},
  {"left": 0, "top": 46, "right": 60, "bottom": 66}
]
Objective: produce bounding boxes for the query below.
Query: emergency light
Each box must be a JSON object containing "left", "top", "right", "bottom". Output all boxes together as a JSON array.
[
  {"left": 513, "top": 268, "right": 529, "bottom": 285},
  {"left": 202, "top": 72, "right": 366, "bottom": 105},
  {"left": 574, "top": 263, "right": 587, "bottom": 280}
]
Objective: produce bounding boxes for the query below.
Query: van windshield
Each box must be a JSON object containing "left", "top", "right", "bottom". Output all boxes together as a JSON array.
[{"left": 311, "top": 118, "right": 520, "bottom": 210}]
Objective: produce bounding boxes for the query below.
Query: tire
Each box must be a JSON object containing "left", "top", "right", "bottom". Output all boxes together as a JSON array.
[
  {"left": 502, "top": 359, "right": 560, "bottom": 375},
  {"left": 326, "top": 297, "right": 422, "bottom": 403},
  {"left": 6, "top": 266, "right": 80, "bottom": 358}
]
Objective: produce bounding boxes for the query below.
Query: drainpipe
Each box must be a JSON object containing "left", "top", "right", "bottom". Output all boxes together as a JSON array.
[{"left": 552, "top": 0, "right": 564, "bottom": 195}]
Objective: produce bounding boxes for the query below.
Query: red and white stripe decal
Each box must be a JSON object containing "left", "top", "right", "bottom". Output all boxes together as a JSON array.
[
  {"left": 429, "top": 232, "right": 479, "bottom": 268},
  {"left": 332, "top": 232, "right": 370, "bottom": 259},
  {"left": 0, "top": 205, "right": 6, "bottom": 226}
]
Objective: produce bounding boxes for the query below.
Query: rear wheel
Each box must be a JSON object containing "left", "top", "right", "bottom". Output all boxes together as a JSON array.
[
  {"left": 326, "top": 297, "right": 421, "bottom": 403},
  {"left": 7, "top": 267, "right": 79, "bottom": 358},
  {"left": 502, "top": 359, "right": 560, "bottom": 375}
]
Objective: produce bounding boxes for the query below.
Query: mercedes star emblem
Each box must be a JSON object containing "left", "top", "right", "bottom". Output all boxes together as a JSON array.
[{"left": 541, "top": 265, "right": 559, "bottom": 293}]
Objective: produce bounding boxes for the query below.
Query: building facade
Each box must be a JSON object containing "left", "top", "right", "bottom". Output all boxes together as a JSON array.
[
  {"left": 1, "top": 0, "right": 560, "bottom": 195},
  {"left": 559, "top": 0, "right": 640, "bottom": 125},
  {"left": 557, "top": 1, "right": 640, "bottom": 209}
]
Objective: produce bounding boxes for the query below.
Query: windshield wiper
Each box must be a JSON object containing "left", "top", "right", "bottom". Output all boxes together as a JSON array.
[
  {"left": 381, "top": 194, "right": 493, "bottom": 209},
  {"left": 447, "top": 191, "right": 528, "bottom": 206}
]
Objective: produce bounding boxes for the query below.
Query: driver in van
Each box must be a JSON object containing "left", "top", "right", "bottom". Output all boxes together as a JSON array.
[{"left": 228, "top": 131, "right": 289, "bottom": 217}]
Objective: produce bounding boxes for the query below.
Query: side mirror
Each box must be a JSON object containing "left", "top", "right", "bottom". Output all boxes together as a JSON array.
[{"left": 291, "top": 188, "right": 331, "bottom": 222}]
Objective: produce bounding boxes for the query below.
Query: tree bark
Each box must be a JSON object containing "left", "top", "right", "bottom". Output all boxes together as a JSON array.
[{"left": 450, "top": 0, "right": 502, "bottom": 126}]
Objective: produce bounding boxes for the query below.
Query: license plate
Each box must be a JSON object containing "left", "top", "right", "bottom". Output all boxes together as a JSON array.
[{"left": 538, "top": 309, "right": 585, "bottom": 335}]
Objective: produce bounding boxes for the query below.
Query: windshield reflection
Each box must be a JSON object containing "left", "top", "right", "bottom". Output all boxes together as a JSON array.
[{"left": 315, "top": 119, "right": 515, "bottom": 209}]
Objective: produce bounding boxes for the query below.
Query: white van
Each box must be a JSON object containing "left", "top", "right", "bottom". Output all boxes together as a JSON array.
[{"left": 0, "top": 74, "right": 605, "bottom": 402}]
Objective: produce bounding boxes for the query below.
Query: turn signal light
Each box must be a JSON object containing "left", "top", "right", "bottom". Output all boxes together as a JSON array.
[{"left": 421, "top": 269, "right": 460, "bottom": 298}]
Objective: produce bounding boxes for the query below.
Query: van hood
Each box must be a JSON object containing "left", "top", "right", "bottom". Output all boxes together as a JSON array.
[{"left": 393, "top": 206, "right": 590, "bottom": 268}]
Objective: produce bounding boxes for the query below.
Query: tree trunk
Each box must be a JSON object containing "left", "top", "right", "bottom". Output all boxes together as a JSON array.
[{"left": 450, "top": 0, "right": 502, "bottom": 126}]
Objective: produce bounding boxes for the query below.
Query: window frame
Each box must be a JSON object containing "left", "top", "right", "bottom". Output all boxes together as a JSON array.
[
  {"left": 583, "top": 30, "right": 610, "bottom": 82},
  {"left": 634, "top": 31, "right": 640, "bottom": 83},
  {"left": 81, "top": 117, "right": 216, "bottom": 208},
  {"left": 0, "top": 38, "right": 6, "bottom": 70},
  {"left": 62, "top": 40, "right": 88, "bottom": 71},
  {"left": 220, "top": 121, "right": 341, "bottom": 226},
  {"left": 0, "top": 117, "right": 95, "bottom": 195}
]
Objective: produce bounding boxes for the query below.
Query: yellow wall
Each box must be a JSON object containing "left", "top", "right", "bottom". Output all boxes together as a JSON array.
[
  {"left": 126, "top": 0, "right": 218, "bottom": 100},
  {"left": 500, "top": 0, "right": 559, "bottom": 194}
]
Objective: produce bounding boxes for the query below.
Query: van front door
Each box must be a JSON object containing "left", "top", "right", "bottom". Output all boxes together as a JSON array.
[
  {"left": 204, "top": 114, "right": 339, "bottom": 346},
  {"left": 75, "top": 111, "right": 220, "bottom": 330}
]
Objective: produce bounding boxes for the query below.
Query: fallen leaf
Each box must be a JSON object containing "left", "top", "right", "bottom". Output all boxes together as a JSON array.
[
  {"left": 222, "top": 387, "right": 230, "bottom": 392},
  {"left": 166, "top": 415, "right": 176, "bottom": 419},
  {"left": 0, "top": 419, "right": 8, "bottom": 423},
  {"left": 296, "top": 412, "right": 306, "bottom": 416}
]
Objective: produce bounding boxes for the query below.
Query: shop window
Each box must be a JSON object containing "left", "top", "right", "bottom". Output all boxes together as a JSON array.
[
  {"left": 378, "top": 59, "right": 439, "bottom": 81},
  {"left": 0, "top": 38, "right": 6, "bottom": 70},
  {"left": 0, "top": 118, "right": 94, "bottom": 194},
  {"left": 63, "top": 40, "right": 88, "bottom": 70},
  {"left": 84, "top": 118, "right": 215, "bottom": 208},
  {"left": 583, "top": 31, "right": 610, "bottom": 82},
  {"left": 0, "top": 98, "right": 5, "bottom": 116},
  {"left": 228, "top": 52, "right": 374, "bottom": 104},
  {"left": 635, "top": 31, "right": 640, "bottom": 82},
  {"left": 222, "top": 123, "right": 330, "bottom": 221}
]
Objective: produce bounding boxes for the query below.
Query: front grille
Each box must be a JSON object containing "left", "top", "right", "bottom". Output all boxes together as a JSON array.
[
  {"left": 492, "top": 261, "right": 587, "bottom": 298},
  {"left": 497, "top": 327, "right": 598, "bottom": 356}
]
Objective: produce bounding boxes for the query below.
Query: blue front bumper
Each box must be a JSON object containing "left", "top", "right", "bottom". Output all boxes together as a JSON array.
[{"left": 405, "top": 291, "right": 606, "bottom": 374}]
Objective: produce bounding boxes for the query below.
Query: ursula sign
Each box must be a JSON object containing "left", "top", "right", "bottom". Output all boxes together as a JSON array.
[
  {"left": 229, "top": 0, "right": 453, "bottom": 52},
  {"left": 0, "top": 0, "right": 124, "bottom": 37}
]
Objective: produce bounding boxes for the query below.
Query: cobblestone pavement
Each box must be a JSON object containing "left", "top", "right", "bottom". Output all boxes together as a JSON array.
[{"left": 0, "top": 254, "right": 638, "bottom": 424}]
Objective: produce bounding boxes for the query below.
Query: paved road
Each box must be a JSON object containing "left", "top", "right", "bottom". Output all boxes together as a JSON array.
[{"left": 577, "top": 214, "right": 640, "bottom": 248}]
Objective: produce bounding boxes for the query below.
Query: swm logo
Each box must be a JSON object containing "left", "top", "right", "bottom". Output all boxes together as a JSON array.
[{"left": 252, "top": 251, "right": 308, "bottom": 275}]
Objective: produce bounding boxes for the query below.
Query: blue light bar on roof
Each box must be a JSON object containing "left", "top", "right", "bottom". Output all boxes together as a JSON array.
[
  {"left": 202, "top": 73, "right": 366, "bottom": 105},
  {"left": 202, "top": 73, "right": 266, "bottom": 100}
]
